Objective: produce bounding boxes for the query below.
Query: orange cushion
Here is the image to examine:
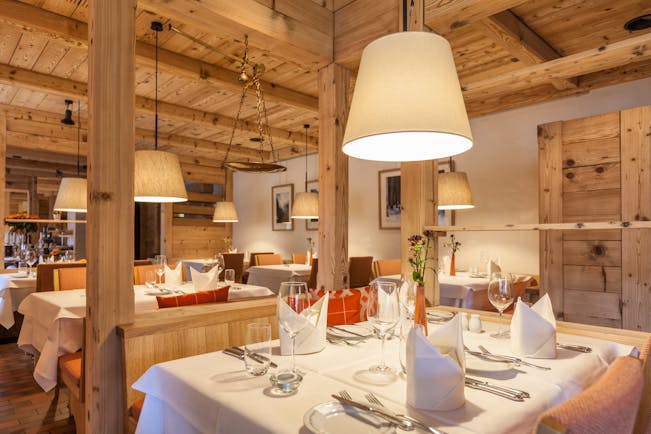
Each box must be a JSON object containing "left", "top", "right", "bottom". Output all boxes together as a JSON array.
[
  {"left": 59, "top": 351, "right": 82, "bottom": 388},
  {"left": 156, "top": 286, "right": 230, "bottom": 308},
  {"left": 129, "top": 398, "right": 145, "bottom": 420},
  {"left": 313, "top": 287, "right": 370, "bottom": 326}
]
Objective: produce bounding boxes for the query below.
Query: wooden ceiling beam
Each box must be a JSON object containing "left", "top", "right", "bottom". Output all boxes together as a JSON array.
[
  {"left": 6, "top": 157, "right": 84, "bottom": 177},
  {"left": 462, "top": 32, "right": 651, "bottom": 100},
  {"left": 478, "top": 10, "right": 578, "bottom": 91},
  {"left": 425, "top": 0, "right": 529, "bottom": 35},
  {"left": 0, "top": 63, "right": 318, "bottom": 148},
  {"left": 138, "top": 0, "right": 333, "bottom": 68},
  {"left": 0, "top": 0, "right": 317, "bottom": 111}
]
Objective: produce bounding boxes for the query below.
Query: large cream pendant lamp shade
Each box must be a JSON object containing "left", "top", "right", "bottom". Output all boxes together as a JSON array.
[
  {"left": 438, "top": 172, "right": 474, "bottom": 210},
  {"left": 212, "top": 201, "right": 239, "bottom": 222},
  {"left": 53, "top": 177, "right": 87, "bottom": 212},
  {"left": 134, "top": 150, "right": 188, "bottom": 203},
  {"left": 342, "top": 32, "right": 473, "bottom": 162},
  {"left": 291, "top": 191, "right": 319, "bottom": 219}
]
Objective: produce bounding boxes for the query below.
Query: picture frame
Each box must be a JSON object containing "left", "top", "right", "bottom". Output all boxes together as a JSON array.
[
  {"left": 305, "top": 179, "right": 318, "bottom": 231},
  {"left": 272, "top": 183, "right": 294, "bottom": 231},
  {"left": 437, "top": 160, "right": 456, "bottom": 226},
  {"left": 378, "top": 169, "right": 401, "bottom": 229}
]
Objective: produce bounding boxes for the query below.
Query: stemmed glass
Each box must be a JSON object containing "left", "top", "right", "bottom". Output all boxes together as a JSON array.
[
  {"left": 488, "top": 273, "right": 514, "bottom": 338},
  {"left": 154, "top": 255, "right": 166, "bottom": 286},
  {"left": 18, "top": 244, "right": 27, "bottom": 270},
  {"left": 277, "top": 281, "right": 311, "bottom": 374},
  {"left": 367, "top": 281, "right": 400, "bottom": 376},
  {"left": 26, "top": 248, "right": 37, "bottom": 277}
]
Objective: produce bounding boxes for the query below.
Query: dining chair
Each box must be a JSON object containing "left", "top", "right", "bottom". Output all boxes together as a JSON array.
[
  {"left": 348, "top": 256, "right": 373, "bottom": 288},
  {"left": 255, "top": 253, "right": 283, "bottom": 266},
  {"left": 58, "top": 319, "right": 85, "bottom": 434},
  {"left": 53, "top": 267, "right": 86, "bottom": 291},
  {"left": 372, "top": 258, "right": 401, "bottom": 278},
  {"left": 292, "top": 253, "right": 307, "bottom": 264},
  {"left": 249, "top": 252, "right": 274, "bottom": 268},
  {"left": 134, "top": 259, "right": 152, "bottom": 266},
  {"left": 133, "top": 264, "right": 159, "bottom": 285},
  {"left": 462, "top": 276, "right": 533, "bottom": 312},
  {"left": 307, "top": 258, "right": 318, "bottom": 290},
  {"left": 36, "top": 262, "right": 87, "bottom": 292},
  {"left": 535, "top": 356, "right": 644, "bottom": 434},
  {"left": 633, "top": 336, "right": 651, "bottom": 434},
  {"left": 220, "top": 253, "right": 245, "bottom": 283}
]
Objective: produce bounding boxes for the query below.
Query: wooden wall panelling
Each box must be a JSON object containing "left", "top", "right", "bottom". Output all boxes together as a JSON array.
[
  {"left": 538, "top": 121, "right": 564, "bottom": 316},
  {"left": 621, "top": 105, "right": 651, "bottom": 331},
  {"left": 563, "top": 265, "right": 621, "bottom": 293},
  {"left": 562, "top": 189, "right": 621, "bottom": 222},
  {"left": 562, "top": 162, "right": 620, "bottom": 193},
  {"left": 85, "top": 0, "right": 136, "bottom": 432},
  {"left": 0, "top": 111, "right": 4, "bottom": 270},
  {"left": 564, "top": 289, "right": 622, "bottom": 328}
]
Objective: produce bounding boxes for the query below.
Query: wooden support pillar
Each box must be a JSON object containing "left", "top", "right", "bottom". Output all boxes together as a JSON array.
[
  {"left": 0, "top": 111, "right": 5, "bottom": 269},
  {"left": 399, "top": 0, "right": 439, "bottom": 305},
  {"left": 316, "top": 63, "right": 349, "bottom": 290},
  {"left": 86, "top": 1, "right": 136, "bottom": 432},
  {"left": 27, "top": 177, "right": 38, "bottom": 216},
  {"left": 161, "top": 203, "right": 173, "bottom": 257}
]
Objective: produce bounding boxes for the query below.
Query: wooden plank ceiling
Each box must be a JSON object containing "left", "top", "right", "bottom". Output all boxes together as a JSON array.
[{"left": 1, "top": 0, "right": 650, "bottom": 195}]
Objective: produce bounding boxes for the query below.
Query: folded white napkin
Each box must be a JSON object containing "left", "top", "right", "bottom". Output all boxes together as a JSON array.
[
  {"left": 279, "top": 292, "right": 328, "bottom": 355},
  {"left": 510, "top": 293, "right": 556, "bottom": 359},
  {"left": 487, "top": 259, "right": 501, "bottom": 276},
  {"left": 407, "top": 314, "right": 465, "bottom": 411},
  {"left": 190, "top": 265, "right": 220, "bottom": 291},
  {"left": 165, "top": 263, "right": 184, "bottom": 287}
]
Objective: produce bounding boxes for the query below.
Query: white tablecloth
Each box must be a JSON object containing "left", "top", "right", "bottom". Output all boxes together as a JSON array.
[
  {"left": 0, "top": 273, "right": 37, "bottom": 329},
  {"left": 17, "top": 282, "right": 273, "bottom": 391},
  {"left": 247, "top": 264, "right": 311, "bottom": 293},
  {"left": 134, "top": 319, "right": 634, "bottom": 434}
]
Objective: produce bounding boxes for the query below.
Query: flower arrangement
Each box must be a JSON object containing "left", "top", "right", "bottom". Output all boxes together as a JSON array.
[
  {"left": 407, "top": 230, "right": 436, "bottom": 286},
  {"left": 443, "top": 234, "right": 461, "bottom": 255},
  {"left": 306, "top": 237, "right": 315, "bottom": 253},
  {"left": 5, "top": 213, "right": 38, "bottom": 233},
  {"left": 223, "top": 236, "right": 232, "bottom": 251}
]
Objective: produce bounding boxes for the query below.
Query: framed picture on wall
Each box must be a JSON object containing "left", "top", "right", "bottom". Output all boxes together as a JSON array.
[
  {"left": 378, "top": 169, "right": 401, "bottom": 229},
  {"left": 437, "top": 160, "right": 456, "bottom": 226},
  {"left": 306, "top": 179, "right": 318, "bottom": 231},
  {"left": 272, "top": 184, "right": 294, "bottom": 231}
]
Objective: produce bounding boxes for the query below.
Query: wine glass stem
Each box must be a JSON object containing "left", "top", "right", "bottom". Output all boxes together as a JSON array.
[
  {"left": 498, "top": 310, "right": 503, "bottom": 336},
  {"left": 379, "top": 333, "right": 386, "bottom": 370},
  {"left": 290, "top": 334, "right": 296, "bottom": 373}
]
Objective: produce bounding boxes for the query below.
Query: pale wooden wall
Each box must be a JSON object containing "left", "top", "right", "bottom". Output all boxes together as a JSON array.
[{"left": 539, "top": 104, "right": 651, "bottom": 331}]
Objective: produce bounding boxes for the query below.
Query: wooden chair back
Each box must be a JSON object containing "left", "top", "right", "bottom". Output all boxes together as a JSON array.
[
  {"left": 292, "top": 253, "right": 307, "bottom": 264},
  {"left": 53, "top": 267, "right": 87, "bottom": 291},
  {"left": 634, "top": 336, "right": 651, "bottom": 433},
  {"left": 462, "top": 277, "right": 532, "bottom": 312},
  {"left": 36, "top": 262, "right": 86, "bottom": 292},
  {"left": 373, "top": 259, "right": 401, "bottom": 278},
  {"left": 134, "top": 259, "right": 152, "bottom": 266},
  {"left": 255, "top": 254, "right": 283, "bottom": 266},
  {"left": 249, "top": 252, "right": 274, "bottom": 268},
  {"left": 535, "top": 356, "right": 644, "bottom": 434},
  {"left": 220, "top": 253, "right": 245, "bottom": 283},
  {"left": 133, "top": 263, "right": 186, "bottom": 284},
  {"left": 349, "top": 256, "right": 373, "bottom": 288},
  {"left": 307, "top": 258, "right": 318, "bottom": 290}
]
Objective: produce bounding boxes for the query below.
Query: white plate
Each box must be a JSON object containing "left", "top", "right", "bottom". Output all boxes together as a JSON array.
[
  {"left": 426, "top": 310, "right": 454, "bottom": 321},
  {"left": 10, "top": 272, "right": 29, "bottom": 278},
  {"left": 304, "top": 401, "right": 394, "bottom": 434},
  {"left": 466, "top": 353, "right": 514, "bottom": 373},
  {"left": 469, "top": 273, "right": 487, "bottom": 278},
  {"left": 145, "top": 290, "right": 173, "bottom": 296}
]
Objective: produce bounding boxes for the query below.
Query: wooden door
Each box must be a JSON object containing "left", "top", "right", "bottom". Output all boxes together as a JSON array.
[{"left": 539, "top": 105, "right": 651, "bottom": 331}]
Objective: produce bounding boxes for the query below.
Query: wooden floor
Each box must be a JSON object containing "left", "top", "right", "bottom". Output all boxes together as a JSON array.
[{"left": 0, "top": 344, "right": 75, "bottom": 434}]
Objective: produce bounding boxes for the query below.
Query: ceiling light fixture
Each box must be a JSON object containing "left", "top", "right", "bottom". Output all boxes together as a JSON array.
[
  {"left": 134, "top": 22, "right": 188, "bottom": 203},
  {"left": 438, "top": 158, "right": 474, "bottom": 210},
  {"left": 54, "top": 100, "right": 87, "bottom": 213},
  {"left": 291, "top": 124, "right": 318, "bottom": 219}
]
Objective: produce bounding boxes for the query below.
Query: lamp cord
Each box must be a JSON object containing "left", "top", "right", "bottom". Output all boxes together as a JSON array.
[
  {"left": 76, "top": 100, "right": 80, "bottom": 176},
  {"left": 304, "top": 124, "right": 309, "bottom": 191},
  {"left": 154, "top": 25, "right": 159, "bottom": 151}
]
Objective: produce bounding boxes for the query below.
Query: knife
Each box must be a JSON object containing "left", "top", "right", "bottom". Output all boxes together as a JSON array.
[
  {"left": 465, "top": 376, "right": 530, "bottom": 398},
  {"left": 328, "top": 325, "right": 368, "bottom": 338},
  {"left": 225, "top": 346, "right": 278, "bottom": 368},
  {"left": 557, "top": 343, "right": 592, "bottom": 353},
  {"left": 464, "top": 380, "right": 525, "bottom": 401},
  {"left": 331, "top": 395, "right": 406, "bottom": 426}
]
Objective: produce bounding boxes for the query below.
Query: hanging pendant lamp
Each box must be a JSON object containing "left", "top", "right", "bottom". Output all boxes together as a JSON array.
[
  {"left": 438, "top": 158, "right": 474, "bottom": 210},
  {"left": 54, "top": 100, "right": 87, "bottom": 213},
  {"left": 134, "top": 22, "right": 188, "bottom": 203},
  {"left": 291, "top": 125, "right": 318, "bottom": 219},
  {"left": 342, "top": 31, "right": 473, "bottom": 162},
  {"left": 212, "top": 201, "right": 239, "bottom": 223}
]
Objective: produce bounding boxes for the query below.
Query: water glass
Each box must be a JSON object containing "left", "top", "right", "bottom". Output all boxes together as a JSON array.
[
  {"left": 488, "top": 273, "right": 514, "bottom": 338},
  {"left": 398, "top": 316, "right": 412, "bottom": 375},
  {"left": 224, "top": 269, "right": 235, "bottom": 285},
  {"left": 278, "top": 281, "right": 311, "bottom": 373},
  {"left": 367, "top": 281, "right": 400, "bottom": 375},
  {"left": 145, "top": 270, "right": 156, "bottom": 289},
  {"left": 244, "top": 323, "right": 272, "bottom": 376}
]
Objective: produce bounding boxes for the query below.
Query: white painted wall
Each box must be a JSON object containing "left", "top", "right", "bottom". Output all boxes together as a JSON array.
[{"left": 234, "top": 77, "right": 651, "bottom": 270}]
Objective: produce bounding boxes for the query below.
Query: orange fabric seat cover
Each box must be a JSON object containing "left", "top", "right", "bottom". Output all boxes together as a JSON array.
[
  {"left": 312, "top": 287, "right": 370, "bottom": 326},
  {"left": 58, "top": 351, "right": 82, "bottom": 388},
  {"left": 156, "top": 286, "right": 230, "bottom": 308},
  {"left": 129, "top": 398, "right": 145, "bottom": 420}
]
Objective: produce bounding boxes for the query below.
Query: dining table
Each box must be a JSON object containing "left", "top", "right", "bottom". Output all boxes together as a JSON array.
[
  {"left": 246, "top": 263, "right": 311, "bottom": 293},
  {"left": 0, "top": 271, "right": 37, "bottom": 329},
  {"left": 17, "top": 282, "right": 274, "bottom": 392},
  {"left": 132, "top": 312, "right": 638, "bottom": 434}
]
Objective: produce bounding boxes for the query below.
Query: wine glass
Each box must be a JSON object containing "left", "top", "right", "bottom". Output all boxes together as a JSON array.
[
  {"left": 26, "top": 248, "right": 37, "bottom": 277},
  {"left": 398, "top": 275, "right": 416, "bottom": 319},
  {"left": 488, "top": 273, "right": 514, "bottom": 339},
  {"left": 18, "top": 244, "right": 27, "bottom": 270},
  {"left": 244, "top": 323, "right": 272, "bottom": 376},
  {"left": 224, "top": 269, "right": 235, "bottom": 285},
  {"left": 277, "top": 281, "right": 311, "bottom": 374},
  {"left": 367, "top": 281, "right": 400, "bottom": 375},
  {"left": 213, "top": 253, "right": 225, "bottom": 274},
  {"left": 145, "top": 270, "right": 156, "bottom": 289},
  {"left": 154, "top": 255, "right": 166, "bottom": 286}
]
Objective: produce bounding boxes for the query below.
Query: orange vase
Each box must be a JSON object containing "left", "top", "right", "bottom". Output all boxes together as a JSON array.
[
  {"left": 413, "top": 284, "right": 428, "bottom": 336},
  {"left": 450, "top": 252, "right": 456, "bottom": 276}
]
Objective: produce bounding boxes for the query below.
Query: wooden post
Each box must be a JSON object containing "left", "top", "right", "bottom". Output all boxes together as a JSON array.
[
  {"left": 161, "top": 203, "right": 173, "bottom": 257},
  {"left": 316, "top": 63, "right": 349, "bottom": 290},
  {"left": 0, "top": 111, "right": 5, "bottom": 270},
  {"left": 86, "top": 1, "right": 136, "bottom": 432},
  {"left": 399, "top": 0, "right": 439, "bottom": 305},
  {"left": 27, "top": 177, "right": 38, "bottom": 216}
]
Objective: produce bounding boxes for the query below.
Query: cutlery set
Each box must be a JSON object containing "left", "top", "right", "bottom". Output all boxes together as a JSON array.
[
  {"left": 222, "top": 346, "right": 278, "bottom": 368},
  {"left": 464, "top": 377, "right": 529, "bottom": 401}
]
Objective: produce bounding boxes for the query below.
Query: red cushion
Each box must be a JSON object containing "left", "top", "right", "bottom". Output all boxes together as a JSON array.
[
  {"left": 156, "top": 286, "right": 230, "bottom": 308},
  {"left": 312, "top": 287, "right": 370, "bottom": 326},
  {"left": 59, "top": 351, "right": 82, "bottom": 388},
  {"left": 129, "top": 398, "right": 145, "bottom": 420}
]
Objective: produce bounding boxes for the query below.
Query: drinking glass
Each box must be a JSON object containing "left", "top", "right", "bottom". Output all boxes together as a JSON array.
[
  {"left": 398, "top": 276, "right": 416, "bottom": 319},
  {"left": 244, "top": 323, "right": 272, "bottom": 376},
  {"left": 277, "top": 281, "right": 311, "bottom": 374},
  {"left": 145, "top": 271, "right": 156, "bottom": 289},
  {"left": 154, "top": 255, "right": 166, "bottom": 285},
  {"left": 367, "top": 281, "right": 400, "bottom": 375},
  {"left": 26, "top": 248, "right": 37, "bottom": 277},
  {"left": 488, "top": 273, "right": 514, "bottom": 338},
  {"left": 224, "top": 269, "right": 235, "bottom": 285},
  {"left": 213, "top": 254, "right": 225, "bottom": 274}
]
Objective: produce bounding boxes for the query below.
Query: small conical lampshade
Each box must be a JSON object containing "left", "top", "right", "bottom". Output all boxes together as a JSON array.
[
  {"left": 291, "top": 192, "right": 319, "bottom": 219},
  {"left": 53, "top": 177, "right": 87, "bottom": 212},
  {"left": 438, "top": 172, "right": 474, "bottom": 210},
  {"left": 134, "top": 150, "right": 188, "bottom": 203},
  {"left": 213, "top": 201, "right": 239, "bottom": 222}
]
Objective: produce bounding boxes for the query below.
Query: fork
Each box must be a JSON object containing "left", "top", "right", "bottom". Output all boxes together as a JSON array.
[
  {"left": 478, "top": 345, "right": 551, "bottom": 370},
  {"left": 364, "top": 392, "right": 445, "bottom": 434}
]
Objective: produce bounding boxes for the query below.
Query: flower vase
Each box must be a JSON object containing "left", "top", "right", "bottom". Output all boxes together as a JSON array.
[
  {"left": 413, "top": 284, "right": 428, "bottom": 336},
  {"left": 450, "top": 252, "right": 456, "bottom": 276}
]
